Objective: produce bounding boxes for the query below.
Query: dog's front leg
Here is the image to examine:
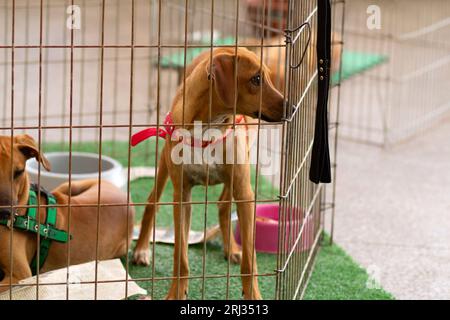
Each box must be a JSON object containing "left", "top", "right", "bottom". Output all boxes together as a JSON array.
[
  {"left": 134, "top": 153, "right": 169, "bottom": 266},
  {"left": 218, "top": 185, "right": 242, "bottom": 264},
  {"left": 166, "top": 185, "right": 192, "bottom": 300},
  {"left": 0, "top": 275, "right": 20, "bottom": 294},
  {"left": 0, "top": 262, "right": 31, "bottom": 294},
  {"left": 233, "top": 169, "right": 262, "bottom": 300},
  {"left": 0, "top": 237, "right": 33, "bottom": 294}
]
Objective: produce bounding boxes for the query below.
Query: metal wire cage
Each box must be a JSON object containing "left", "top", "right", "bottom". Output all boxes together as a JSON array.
[
  {"left": 0, "top": 0, "right": 342, "bottom": 300},
  {"left": 340, "top": 0, "right": 450, "bottom": 147}
]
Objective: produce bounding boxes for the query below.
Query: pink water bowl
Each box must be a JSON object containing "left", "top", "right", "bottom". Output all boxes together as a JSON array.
[{"left": 234, "top": 204, "right": 315, "bottom": 254}]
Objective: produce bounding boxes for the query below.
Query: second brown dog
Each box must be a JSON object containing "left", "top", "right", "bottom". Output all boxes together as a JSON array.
[{"left": 0, "top": 135, "right": 134, "bottom": 292}]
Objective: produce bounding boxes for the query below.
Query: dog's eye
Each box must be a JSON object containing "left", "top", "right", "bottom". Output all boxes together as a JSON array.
[
  {"left": 250, "top": 74, "right": 261, "bottom": 86},
  {"left": 14, "top": 169, "right": 24, "bottom": 179}
]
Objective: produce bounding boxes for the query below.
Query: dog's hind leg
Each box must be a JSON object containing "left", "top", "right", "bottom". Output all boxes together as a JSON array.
[
  {"left": 133, "top": 151, "right": 169, "bottom": 266},
  {"left": 218, "top": 184, "right": 242, "bottom": 264}
]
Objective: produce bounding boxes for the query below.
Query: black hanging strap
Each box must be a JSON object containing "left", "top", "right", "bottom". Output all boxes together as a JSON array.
[{"left": 310, "top": 0, "right": 332, "bottom": 184}]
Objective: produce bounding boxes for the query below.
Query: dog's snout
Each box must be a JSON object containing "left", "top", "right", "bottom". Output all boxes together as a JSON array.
[
  {"left": 0, "top": 191, "right": 15, "bottom": 220},
  {"left": 0, "top": 208, "right": 13, "bottom": 220},
  {"left": 262, "top": 97, "right": 288, "bottom": 123},
  {"left": 285, "top": 101, "right": 295, "bottom": 114}
]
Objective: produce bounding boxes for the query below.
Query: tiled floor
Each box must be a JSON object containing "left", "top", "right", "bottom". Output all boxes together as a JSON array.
[{"left": 333, "top": 116, "right": 450, "bottom": 299}]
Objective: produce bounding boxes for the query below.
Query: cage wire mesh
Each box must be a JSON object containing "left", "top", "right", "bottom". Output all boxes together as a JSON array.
[
  {"left": 328, "top": 0, "right": 344, "bottom": 246},
  {"left": 340, "top": 0, "right": 450, "bottom": 147},
  {"left": 0, "top": 0, "right": 341, "bottom": 300}
]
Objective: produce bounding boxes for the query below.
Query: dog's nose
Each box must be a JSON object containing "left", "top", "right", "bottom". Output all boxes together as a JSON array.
[
  {"left": 282, "top": 101, "right": 294, "bottom": 118},
  {"left": 284, "top": 100, "right": 291, "bottom": 110},
  {"left": 0, "top": 209, "right": 12, "bottom": 220}
]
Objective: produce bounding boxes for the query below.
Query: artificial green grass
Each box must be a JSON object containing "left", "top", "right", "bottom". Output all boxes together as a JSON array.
[
  {"left": 43, "top": 140, "right": 394, "bottom": 300},
  {"left": 161, "top": 37, "right": 236, "bottom": 68},
  {"left": 331, "top": 51, "right": 388, "bottom": 85},
  {"left": 303, "top": 235, "right": 394, "bottom": 300}
]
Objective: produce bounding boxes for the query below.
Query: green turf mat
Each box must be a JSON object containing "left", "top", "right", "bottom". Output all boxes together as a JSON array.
[
  {"left": 160, "top": 37, "right": 236, "bottom": 68},
  {"left": 332, "top": 51, "right": 388, "bottom": 85},
  {"left": 43, "top": 141, "right": 393, "bottom": 300},
  {"left": 303, "top": 235, "right": 394, "bottom": 300}
]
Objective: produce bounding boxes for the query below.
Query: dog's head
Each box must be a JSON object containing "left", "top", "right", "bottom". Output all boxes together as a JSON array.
[
  {"left": 0, "top": 135, "right": 50, "bottom": 218},
  {"left": 207, "top": 48, "right": 286, "bottom": 122}
]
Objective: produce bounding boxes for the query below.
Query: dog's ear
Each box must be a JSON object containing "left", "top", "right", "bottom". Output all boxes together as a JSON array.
[
  {"left": 14, "top": 134, "right": 51, "bottom": 171},
  {"left": 209, "top": 53, "right": 237, "bottom": 107}
]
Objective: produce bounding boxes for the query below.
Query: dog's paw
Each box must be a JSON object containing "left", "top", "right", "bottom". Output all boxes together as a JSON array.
[
  {"left": 225, "top": 251, "right": 242, "bottom": 265},
  {"left": 243, "top": 290, "right": 262, "bottom": 300},
  {"left": 132, "top": 248, "right": 151, "bottom": 266},
  {"left": 166, "top": 289, "right": 188, "bottom": 300},
  {"left": 165, "top": 281, "right": 189, "bottom": 300}
]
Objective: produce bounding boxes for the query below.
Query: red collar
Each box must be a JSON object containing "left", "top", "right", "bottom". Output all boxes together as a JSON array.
[{"left": 131, "top": 113, "right": 246, "bottom": 148}]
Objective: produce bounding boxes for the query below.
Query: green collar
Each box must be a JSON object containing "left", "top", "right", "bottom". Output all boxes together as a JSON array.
[{"left": 0, "top": 185, "right": 71, "bottom": 275}]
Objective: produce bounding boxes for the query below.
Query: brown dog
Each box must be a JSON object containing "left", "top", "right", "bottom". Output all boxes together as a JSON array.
[
  {"left": 133, "top": 47, "right": 286, "bottom": 300},
  {"left": 0, "top": 134, "right": 134, "bottom": 292}
]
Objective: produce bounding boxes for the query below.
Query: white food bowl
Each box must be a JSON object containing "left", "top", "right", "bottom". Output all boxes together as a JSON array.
[{"left": 26, "top": 152, "right": 126, "bottom": 191}]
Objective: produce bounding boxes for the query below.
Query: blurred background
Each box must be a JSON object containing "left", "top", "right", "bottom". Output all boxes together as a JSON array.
[{"left": 334, "top": 0, "right": 450, "bottom": 300}]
